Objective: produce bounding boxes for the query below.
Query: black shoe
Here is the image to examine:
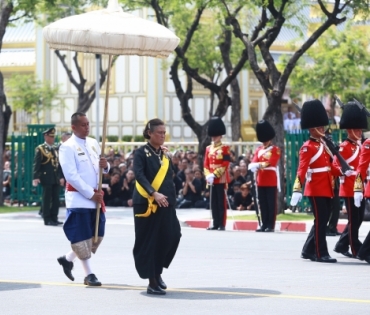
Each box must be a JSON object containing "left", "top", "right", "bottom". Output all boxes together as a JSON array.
[
  {"left": 301, "top": 252, "right": 316, "bottom": 261},
  {"left": 333, "top": 248, "right": 352, "bottom": 258},
  {"left": 218, "top": 226, "right": 225, "bottom": 231},
  {"left": 255, "top": 228, "right": 265, "bottom": 232},
  {"left": 156, "top": 275, "right": 167, "bottom": 290},
  {"left": 206, "top": 226, "right": 218, "bottom": 230},
  {"left": 57, "top": 256, "right": 74, "bottom": 281},
  {"left": 364, "top": 256, "right": 370, "bottom": 264},
  {"left": 316, "top": 255, "right": 337, "bottom": 263},
  {"left": 147, "top": 285, "right": 166, "bottom": 295},
  {"left": 54, "top": 221, "right": 64, "bottom": 225},
  {"left": 84, "top": 274, "right": 101, "bottom": 286},
  {"left": 265, "top": 228, "right": 275, "bottom": 232},
  {"left": 45, "top": 221, "right": 58, "bottom": 226}
]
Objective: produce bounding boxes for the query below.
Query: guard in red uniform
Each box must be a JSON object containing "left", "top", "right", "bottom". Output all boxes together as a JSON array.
[
  {"left": 204, "top": 116, "right": 231, "bottom": 231},
  {"left": 248, "top": 120, "right": 280, "bottom": 232},
  {"left": 332, "top": 102, "right": 367, "bottom": 258},
  {"left": 353, "top": 118, "right": 370, "bottom": 264},
  {"left": 290, "top": 99, "right": 343, "bottom": 263}
]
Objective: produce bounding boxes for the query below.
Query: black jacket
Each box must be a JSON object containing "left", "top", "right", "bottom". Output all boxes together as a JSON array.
[{"left": 132, "top": 144, "right": 176, "bottom": 206}]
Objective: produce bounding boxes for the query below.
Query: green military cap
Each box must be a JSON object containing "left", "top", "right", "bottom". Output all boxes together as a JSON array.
[{"left": 42, "top": 127, "right": 56, "bottom": 137}]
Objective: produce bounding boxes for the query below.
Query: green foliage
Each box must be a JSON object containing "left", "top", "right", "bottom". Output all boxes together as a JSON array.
[
  {"left": 119, "top": 0, "right": 252, "bottom": 81},
  {"left": 281, "top": 23, "right": 370, "bottom": 98},
  {"left": 7, "top": 74, "right": 62, "bottom": 123},
  {"left": 134, "top": 135, "right": 145, "bottom": 142},
  {"left": 37, "top": 0, "right": 108, "bottom": 25},
  {"left": 106, "top": 135, "right": 119, "bottom": 142},
  {"left": 122, "top": 135, "right": 133, "bottom": 142}
]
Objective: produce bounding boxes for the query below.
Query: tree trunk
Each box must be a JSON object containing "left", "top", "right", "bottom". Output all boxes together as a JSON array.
[
  {"left": 263, "top": 94, "right": 285, "bottom": 213},
  {"left": 0, "top": 72, "right": 6, "bottom": 206},
  {"left": 230, "top": 79, "right": 241, "bottom": 142},
  {"left": 0, "top": 0, "right": 14, "bottom": 206},
  {"left": 197, "top": 126, "right": 211, "bottom": 167}
]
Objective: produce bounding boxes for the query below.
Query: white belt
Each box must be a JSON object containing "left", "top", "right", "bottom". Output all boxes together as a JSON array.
[
  {"left": 264, "top": 167, "right": 276, "bottom": 171},
  {"left": 306, "top": 167, "right": 330, "bottom": 182},
  {"left": 263, "top": 166, "right": 280, "bottom": 192}
]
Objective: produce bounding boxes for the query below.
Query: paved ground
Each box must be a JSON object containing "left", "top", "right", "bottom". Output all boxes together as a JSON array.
[{"left": 1, "top": 208, "right": 370, "bottom": 315}]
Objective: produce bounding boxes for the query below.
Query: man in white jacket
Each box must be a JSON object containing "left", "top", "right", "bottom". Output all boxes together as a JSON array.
[{"left": 57, "top": 112, "right": 110, "bottom": 286}]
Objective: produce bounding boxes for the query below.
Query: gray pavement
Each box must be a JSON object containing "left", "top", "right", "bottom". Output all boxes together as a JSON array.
[{"left": 1, "top": 208, "right": 370, "bottom": 315}]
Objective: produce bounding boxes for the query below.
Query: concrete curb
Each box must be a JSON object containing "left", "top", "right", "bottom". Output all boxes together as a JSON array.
[{"left": 184, "top": 219, "right": 349, "bottom": 233}]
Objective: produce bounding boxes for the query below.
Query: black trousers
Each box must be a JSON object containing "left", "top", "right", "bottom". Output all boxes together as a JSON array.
[
  {"left": 358, "top": 230, "right": 370, "bottom": 260},
  {"left": 302, "top": 197, "right": 331, "bottom": 259},
  {"left": 327, "top": 187, "right": 340, "bottom": 232},
  {"left": 257, "top": 186, "right": 277, "bottom": 230},
  {"left": 42, "top": 183, "right": 60, "bottom": 224},
  {"left": 133, "top": 204, "right": 181, "bottom": 279},
  {"left": 210, "top": 184, "right": 226, "bottom": 228},
  {"left": 334, "top": 198, "right": 364, "bottom": 256}
]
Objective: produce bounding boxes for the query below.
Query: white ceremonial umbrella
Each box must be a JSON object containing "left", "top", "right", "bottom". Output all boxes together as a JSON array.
[{"left": 43, "top": 0, "right": 180, "bottom": 241}]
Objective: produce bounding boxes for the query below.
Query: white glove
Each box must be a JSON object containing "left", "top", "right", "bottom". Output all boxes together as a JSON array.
[
  {"left": 354, "top": 192, "right": 363, "bottom": 208},
  {"left": 32, "top": 179, "right": 40, "bottom": 187},
  {"left": 248, "top": 162, "right": 260, "bottom": 173},
  {"left": 290, "top": 192, "right": 302, "bottom": 206},
  {"left": 344, "top": 170, "right": 356, "bottom": 177},
  {"left": 206, "top": 173, "right": 215, "bottom": 184}
]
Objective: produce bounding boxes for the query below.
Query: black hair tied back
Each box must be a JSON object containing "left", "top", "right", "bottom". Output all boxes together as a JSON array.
[{"left": 143, "top": 118, "right": 164, "bottom": 140}]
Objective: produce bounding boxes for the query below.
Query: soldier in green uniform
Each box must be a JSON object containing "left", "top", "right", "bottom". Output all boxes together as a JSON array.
[{"left": 33, "top": 127, "right": 62, "bottom": 226}]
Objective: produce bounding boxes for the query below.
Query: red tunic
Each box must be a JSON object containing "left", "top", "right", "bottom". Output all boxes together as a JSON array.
[
  {"left": 332, "top": 139, "right": 360, "bottom": 197},
  {"left": 294, "top": 138, "right": 335, "bottom": 197},
  {"left": 251, "top": 145, "right": 280, "bottom": 187},
  {"left": 355, "top": 139, "right": 370, "bottom": 197},
  {"left": 203, "top": 142, "right": 231, "bottom": 184}
]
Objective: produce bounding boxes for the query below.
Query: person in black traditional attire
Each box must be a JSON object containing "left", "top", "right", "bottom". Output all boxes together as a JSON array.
[{"left": 132, "top": 118, "right": 182, "bottom": 295}]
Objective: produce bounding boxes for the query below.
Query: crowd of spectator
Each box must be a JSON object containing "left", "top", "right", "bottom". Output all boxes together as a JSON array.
[{"left": 2, "top": 144, "right": 258, "bottom": 211}]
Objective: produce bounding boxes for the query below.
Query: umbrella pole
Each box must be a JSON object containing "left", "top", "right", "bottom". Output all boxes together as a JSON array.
[{"left": 95, "top": 54, "right": 113, "bottom": 243}]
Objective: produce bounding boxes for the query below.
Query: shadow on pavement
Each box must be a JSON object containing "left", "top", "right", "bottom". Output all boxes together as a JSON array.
[
  {"left": 0, "top": 282, "right": 41, "bottom": 291},
  {"left": 140, "top": 287, "right": 281, "bottom": 300}
]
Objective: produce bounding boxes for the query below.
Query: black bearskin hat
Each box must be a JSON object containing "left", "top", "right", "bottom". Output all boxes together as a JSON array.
[
  {"left": 208, "top": 116, "right": 226, "bottom": 137},
  {"left": 256, "top": 120, "right": 275, "bottom": 142},
  {"left": 300, "top": 99, "right": 329, "bottom": 129},
  {"left": 339, "top": 101, "right": 368, "bottom": 129}
]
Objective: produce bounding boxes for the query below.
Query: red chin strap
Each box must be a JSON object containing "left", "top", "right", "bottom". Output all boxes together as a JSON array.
[
  {"left": 347, "top": 129, "right": 361, "bottom": 141},
  {"left": 314, "top": 128, "right": 325, "bottom": 137}
]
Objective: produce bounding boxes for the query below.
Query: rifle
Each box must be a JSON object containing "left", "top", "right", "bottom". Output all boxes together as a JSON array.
[
  {"left": 334, "top": 94, "right": 345, "bottom": 109},
  {"left": 249, "top": 170, "right": 262, "bottom": 227},
  {"left": 353, "top": 98, "right": 370, "bottom": 117},
  {"left": 322, "top": 135, "right": 352, "bottom": 174}
]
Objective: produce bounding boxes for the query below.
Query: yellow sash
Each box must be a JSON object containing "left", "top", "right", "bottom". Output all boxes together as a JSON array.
[{"left": 135, "top": 154, "right": 169, "bottom": 217}]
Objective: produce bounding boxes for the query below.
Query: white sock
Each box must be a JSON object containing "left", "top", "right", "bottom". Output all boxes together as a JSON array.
[
  {"left": 65, "top": 251, "right": 77, "bottom": 262},
  {"left": 81, "top": 258, "right": 93, "bottom": 276}
]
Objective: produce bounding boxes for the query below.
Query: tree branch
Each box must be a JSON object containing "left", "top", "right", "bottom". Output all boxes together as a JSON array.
[
  {"left": 73, "top": 52, "right": 86, "bottom": 88},
  {"left": 54, "top": 50, "right": 80, "bottom": 89},
  {"left": 318, "top": 0, "right": 331, "bottom": 17},
  {"left": 279, "top": 14, "right": 345, "bottom": 92},
  {"left": 251, "top": 7, "right": 268, "bottom": 41}
]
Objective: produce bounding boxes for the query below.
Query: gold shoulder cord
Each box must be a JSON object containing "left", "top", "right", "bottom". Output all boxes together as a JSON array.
[{"left": 39, "top": 146, "right": 57, "bottom": 167}]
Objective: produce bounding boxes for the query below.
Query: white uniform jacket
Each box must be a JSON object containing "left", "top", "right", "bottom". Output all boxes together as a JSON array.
[{"left": 59, "top": 134, "right": 110, "bottom": 209}]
